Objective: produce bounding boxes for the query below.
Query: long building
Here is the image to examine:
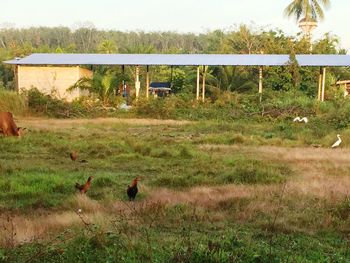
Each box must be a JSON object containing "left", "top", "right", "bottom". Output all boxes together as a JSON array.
[{"left": 4, "top": 53, "right": 350, "bottom": 102}]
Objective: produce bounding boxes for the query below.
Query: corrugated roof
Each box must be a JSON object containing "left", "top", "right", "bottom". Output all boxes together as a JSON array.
[
  {"left": 3, "top": 53, "right": 350, "bottom": 67},
  {"left": 297, "top": 54, "right": 350, "bottom": 66}
]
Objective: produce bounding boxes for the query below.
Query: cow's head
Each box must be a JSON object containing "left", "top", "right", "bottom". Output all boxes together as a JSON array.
[{"left": 16, "top": 127, "right": 27, "bottom": 137}]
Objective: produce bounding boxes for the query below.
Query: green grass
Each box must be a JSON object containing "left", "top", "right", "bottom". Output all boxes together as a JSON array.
[
  {"left": 0, "top": 120, "right": 296, "bottom": 210},
  {"left": 2, "top": 205, "right": 349, "bottom": 262},
  {"left": 0, "top": 117, "right": 349, "bottom": 262}
]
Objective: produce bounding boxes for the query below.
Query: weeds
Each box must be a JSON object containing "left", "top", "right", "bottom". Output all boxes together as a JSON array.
[
  {"left": 0, "top": 89, "right": 27, "bottom": 116},
  {"left": 0, "top": 215, "right": 16, "bottom": 249}
]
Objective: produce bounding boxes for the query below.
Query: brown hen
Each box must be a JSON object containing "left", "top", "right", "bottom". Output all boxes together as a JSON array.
[{"left": 75, "top": 176, "right": 94, "bottom": 194}]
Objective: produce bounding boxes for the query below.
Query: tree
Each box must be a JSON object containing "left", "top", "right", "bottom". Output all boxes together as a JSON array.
[
  {"left": 98, "top": 39, "right": 118, "bottom": 54},
  {"left": 287, "top": 51, "right": 301, "bottom": 89},
  {"left": 69, "top": 70, "right": 118, "bottom": 105},
  {"left": 223, "top": 25, "right": 259, "bottom": 54},
  {"left": 284, "top": 0, "right": 330, "bottom": 22}
]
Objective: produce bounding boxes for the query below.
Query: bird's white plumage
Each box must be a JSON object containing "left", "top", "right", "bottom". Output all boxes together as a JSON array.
[
  {"left": 300, "top": 117, "right": 308, "bottom": 123},
  {"left": 331, "top": 134, "right": 342, "bottom": 148},
  {"left": 293, "top": 116, "right": 308, "bottom": 123}
]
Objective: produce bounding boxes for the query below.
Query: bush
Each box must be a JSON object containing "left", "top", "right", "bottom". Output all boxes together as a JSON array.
[{"left": 26, "top": 88, "right": 127, "bottom": 118}]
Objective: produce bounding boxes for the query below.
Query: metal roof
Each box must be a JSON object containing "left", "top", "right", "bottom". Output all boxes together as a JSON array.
[{"left": 4, "top": 53, "right": 350, "bottom": 67}]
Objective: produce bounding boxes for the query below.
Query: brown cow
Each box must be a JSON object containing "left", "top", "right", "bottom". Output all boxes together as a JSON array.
[{"left": 0, "top": 112, "right": 24, "bottom": 137}]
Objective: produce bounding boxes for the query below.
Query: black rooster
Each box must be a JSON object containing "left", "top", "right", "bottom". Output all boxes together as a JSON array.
[{"left": 127, "top": 177, "right": 141, "bottom": 201}]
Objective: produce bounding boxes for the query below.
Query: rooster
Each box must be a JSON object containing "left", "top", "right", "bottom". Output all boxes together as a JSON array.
[
  {"left": 127, "top": 177, "right": 141, "bottom": 201},
  {"left": 75, "top": 176, "right": 94, "bottom": 194}
]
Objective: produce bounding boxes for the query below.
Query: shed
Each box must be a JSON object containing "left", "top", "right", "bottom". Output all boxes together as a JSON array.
[
  {"left": 15, "top": 65, "right": 92, "bottom": 102},
  {"left": 336, "top": 80, "right": 350, "bottom": 97},
  {"left": 4, "top": 53, "right": 350, "bottom": 102},
  {"left": 149, "top": 82, "right": 171, "bottom": 97}
]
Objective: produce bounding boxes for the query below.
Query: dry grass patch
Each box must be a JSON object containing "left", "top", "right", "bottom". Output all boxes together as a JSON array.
[{"left": 18, "top": 117, "right": 192, "bottom": 131}]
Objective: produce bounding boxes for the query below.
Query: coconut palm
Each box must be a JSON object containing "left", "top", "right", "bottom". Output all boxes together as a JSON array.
[
  {"left": 98, "top": 39, "right": 118, "bottom": 54},
  {"left": 284, "top": 0, "right": 330, "bottom": 22}
]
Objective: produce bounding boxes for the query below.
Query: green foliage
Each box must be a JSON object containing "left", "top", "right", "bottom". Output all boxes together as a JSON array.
[
  {"left": 69, "top": 70, "right": 119, "bottom": 105},
  {"left": 0, "top": 25, "right": 347, "bottom": 95},
  {"left": 26, "top": 88, "right": 127, "bottom": 118},
  {"left": 97, "top": 39, "right": 118, "bottom": 54},
  {"left": 27, "top": 88, "right": 89, "bottom": 118},
  {"left": 323, "top": 99, "right": 350, "bottom": 129},
  {"left": 287, "top": 51, "right": 301, "bottom": 89}
]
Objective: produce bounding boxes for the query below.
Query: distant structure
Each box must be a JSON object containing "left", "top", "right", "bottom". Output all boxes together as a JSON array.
[
  {"left": 336, "top": 80, "right": 350, "bottom": 97},
  {"left": 15, "top": 65, "right": 92, "bottom": 101},
  {"left": 298, "top": 17, "right": 318, "bottom": 40},
  {"left": 149, "top": 82, "right": 171, "bottom": 98},
  {"left": 4, "top": 53, "right": 350, "bottom": 103}
]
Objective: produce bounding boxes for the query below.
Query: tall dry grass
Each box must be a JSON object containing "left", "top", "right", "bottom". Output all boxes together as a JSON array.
[{"left": 0, "top": 89, "right": 27, "bottom": 116}]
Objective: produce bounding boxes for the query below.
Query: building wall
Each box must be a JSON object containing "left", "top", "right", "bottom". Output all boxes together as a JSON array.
[{"left": 17, "top": 66, "right": 93, "bottom": 101}]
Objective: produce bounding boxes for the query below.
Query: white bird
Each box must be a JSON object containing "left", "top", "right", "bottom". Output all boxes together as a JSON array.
[
  {"left": 331, "top": 134, "right": 342, "bottom": 148},
  {"left": 293, "top": 116, "right": 308, "bottom": 123},
  {"left": 300, "top": 117, "right": 308, "bottom": 123}
]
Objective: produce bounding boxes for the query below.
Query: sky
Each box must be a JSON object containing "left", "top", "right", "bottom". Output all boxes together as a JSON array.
[{"left": 1, "top": 0, "right": 349, "bottom": 52}]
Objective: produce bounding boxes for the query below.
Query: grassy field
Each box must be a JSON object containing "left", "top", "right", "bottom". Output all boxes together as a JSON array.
[{"left": 0, "top": 117, "right": 349, "bottom": 262}]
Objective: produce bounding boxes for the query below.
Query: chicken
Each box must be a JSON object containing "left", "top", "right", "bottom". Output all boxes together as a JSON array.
[
  {"left": 75, "top": 176, "right": 94, "bottom": 194},
  {"left": 127, "top": 177, "right": 141, "bottom": 201},
  {"left": 70, "top": 151, "right": 88, "bottom": 163},
  {"left": 70, "top": 151, "right": 78, "bottom": 161}
]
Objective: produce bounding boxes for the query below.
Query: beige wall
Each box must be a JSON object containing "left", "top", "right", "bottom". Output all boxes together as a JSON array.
[{"left": 17, "top": 66, "right": 92, "bottom": 102}]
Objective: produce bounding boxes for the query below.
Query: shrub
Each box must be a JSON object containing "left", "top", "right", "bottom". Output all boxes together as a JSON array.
[{"left": 26, "top": 88, "right": 125, "bottom": 118}]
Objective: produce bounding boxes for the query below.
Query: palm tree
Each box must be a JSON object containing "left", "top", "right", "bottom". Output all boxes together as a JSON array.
[
  {"left": 68, "top": 71, "right": 117, "bottom": 105},
  {"left": 284, "top": 0, "right": 330, "bottom": 22},
  {"left": 98, "top": 39, "right": 118, "bottom": 54},
  {"left": 284, "top": 0, "right": 330, "bottom": 38}
]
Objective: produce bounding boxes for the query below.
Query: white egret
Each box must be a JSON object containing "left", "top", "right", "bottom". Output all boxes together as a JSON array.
[
  {"left": 331, "top": 134, "right": 342, "bottom": 148},
  {"left": 293, "top": 116, "right": 308, "bottom": 123},
  {"left": 300, "top": 117, "right": 308, "bottom": 123}
]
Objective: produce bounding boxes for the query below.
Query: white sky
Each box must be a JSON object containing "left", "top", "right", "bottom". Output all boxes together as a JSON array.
[{"left": 1, "top": 0, "right": 349, "bottom": 52}]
